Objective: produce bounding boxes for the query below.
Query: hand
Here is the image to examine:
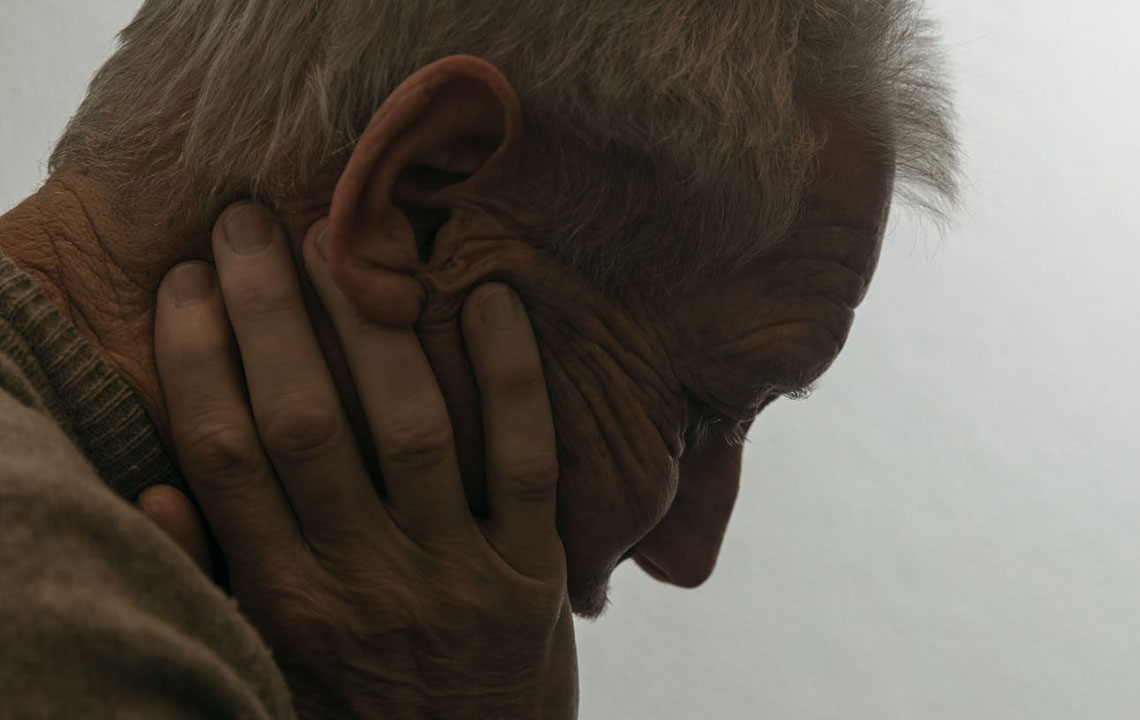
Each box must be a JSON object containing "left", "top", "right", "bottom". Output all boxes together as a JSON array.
[
  {"left": 148, "top": 202, "right": 578, "bottom": 719},
  {"left": 135, "top": 483, "right": 215, "bottom": 579}
]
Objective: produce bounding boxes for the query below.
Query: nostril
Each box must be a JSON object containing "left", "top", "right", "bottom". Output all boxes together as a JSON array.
[
  {"left": 632, "top": 550, "right": 672, "bottom": 583},
  {"left": 633, "top": 547, "right": 717, "bottom": 588}
]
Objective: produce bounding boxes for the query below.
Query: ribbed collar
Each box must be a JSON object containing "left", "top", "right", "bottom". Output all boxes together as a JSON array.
[{"left": 0, "top": 248, "right": 185, "bottom": 500}]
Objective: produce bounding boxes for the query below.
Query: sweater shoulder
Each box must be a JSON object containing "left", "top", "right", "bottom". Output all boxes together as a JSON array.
[{"left": 0, "top": 381, "right": 296, "bottom": 719}]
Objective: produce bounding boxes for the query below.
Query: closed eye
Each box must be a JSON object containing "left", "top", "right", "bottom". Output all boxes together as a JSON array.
[{"left": 685, "top": 379, "right": 820, "bottom": 450}]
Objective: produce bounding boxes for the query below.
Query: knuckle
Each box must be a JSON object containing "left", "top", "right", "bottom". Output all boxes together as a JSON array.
[
  {"left": 500, "top": 456, "right": 559, "bottom": 499},
  {"left": 157, "top": 314, "right": 229, "bottom": 364},
  {"left": 257, "top": 399, "right": 344, "bottom": 463},
  {"left": 378, "top": 407, "right": 453, "bottom": 470},
  {"left": 255, "top": 575, "right": 340, "bottom": 652},
  {"left": 259, "top": 578, "right": 318, "bottom": 629},
  {"left": 179, "top": 422, "right": 266, "bottom": 484},
  {"left": 227, "top": 281, "right": 296, "bottom": 319},
  {"left": 489, "top": 361, "right": 544, "bottom": 398}
]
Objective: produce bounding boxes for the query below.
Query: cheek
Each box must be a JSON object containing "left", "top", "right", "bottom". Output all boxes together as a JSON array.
[{"left": 541, "top": 352, "right": 683, "bottom": 570}]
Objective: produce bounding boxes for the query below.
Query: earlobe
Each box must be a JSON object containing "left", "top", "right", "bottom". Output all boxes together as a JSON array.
[{"left": 324, "top": 55, "right": 524, "bottom": 327}]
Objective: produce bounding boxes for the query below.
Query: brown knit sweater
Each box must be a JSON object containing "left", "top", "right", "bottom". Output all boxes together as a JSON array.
[{"left": 0, "top": 247, "right": 295, "bottom": 719}]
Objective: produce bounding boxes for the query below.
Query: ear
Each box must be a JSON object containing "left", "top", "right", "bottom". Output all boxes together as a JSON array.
[{"left": 325, "top": 55, "right": 525, "bottom": 326}]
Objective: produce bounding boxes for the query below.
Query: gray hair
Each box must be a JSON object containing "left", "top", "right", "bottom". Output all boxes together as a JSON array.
[{"left": 50, "top": 0, "right": 959, "bottom": 296}]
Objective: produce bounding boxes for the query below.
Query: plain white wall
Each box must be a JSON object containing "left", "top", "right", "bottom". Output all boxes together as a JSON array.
[{"left": 3, "top": 2, "right": 1137, "bottom": 718}]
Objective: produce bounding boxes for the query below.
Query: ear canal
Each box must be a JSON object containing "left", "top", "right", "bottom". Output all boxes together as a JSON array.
[
  {"left": 392, "top": 134, "right": 500, "bottom": 262},
  {"left": 397, "top": 198, "right": 448, "bottom": 264}
]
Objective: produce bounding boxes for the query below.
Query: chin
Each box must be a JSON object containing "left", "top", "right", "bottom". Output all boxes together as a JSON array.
[{"left": 567, "top": 563, "right": 616, "bottom": 621}]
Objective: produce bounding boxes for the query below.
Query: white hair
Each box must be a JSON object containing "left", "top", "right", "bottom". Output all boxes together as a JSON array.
[{"left": 50, "top": 0, "right": 959, "bottom": 295}]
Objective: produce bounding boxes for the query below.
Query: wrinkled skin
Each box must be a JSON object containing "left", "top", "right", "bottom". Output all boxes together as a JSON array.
[
  {"left": 276, "top": 57, "right": 894, "bottom": 618},
  {"left": 0, "top": 55, "right": 893, "bottom": 620}
]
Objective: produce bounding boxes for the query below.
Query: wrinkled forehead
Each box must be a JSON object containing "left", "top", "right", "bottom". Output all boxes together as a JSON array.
[
  {"left": 803, "top": 106, "right": 898, "bottom": 240},
  {"left": 663, "top": 114, "right": 896, "bottom": 415}
]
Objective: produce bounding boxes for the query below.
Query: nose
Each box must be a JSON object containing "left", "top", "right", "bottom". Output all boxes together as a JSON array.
[{"left": 630, "top": 430, "right": 745, "bottom": 588}]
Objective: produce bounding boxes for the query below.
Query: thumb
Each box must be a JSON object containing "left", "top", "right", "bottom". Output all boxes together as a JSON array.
[{"left": 137, "top": 485, "right": 216, "bottom": 579}]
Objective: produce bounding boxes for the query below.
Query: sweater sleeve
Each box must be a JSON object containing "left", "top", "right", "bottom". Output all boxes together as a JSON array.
[{"left": 0, "top": 385, "right": 297, "bottom": 720}]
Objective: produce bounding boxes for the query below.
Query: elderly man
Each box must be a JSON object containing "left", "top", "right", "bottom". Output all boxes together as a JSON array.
[{"left": 0, "top": 0, "right": 957, "bottom": 717}]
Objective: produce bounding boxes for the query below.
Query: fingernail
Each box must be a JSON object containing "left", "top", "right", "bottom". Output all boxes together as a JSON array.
[
  {"left": 224, "top": 205, "right": 274, "bottom": 255},
  {"left": 480, "top": 287, "right": 518, "bottom": 329},
  {"left": 168, "top": 263, "right": 215, "bottom": 307}
]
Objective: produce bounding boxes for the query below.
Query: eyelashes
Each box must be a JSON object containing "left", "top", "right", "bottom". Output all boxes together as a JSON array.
[
  {"left": 719, "top": 419, "right": 750, "bottom": 448},
  {"left": 683, "top": 380, "right": 820, "bottom": 450},
  {"left": 684, "top": 405, "right": 748, "bottom": 449}
]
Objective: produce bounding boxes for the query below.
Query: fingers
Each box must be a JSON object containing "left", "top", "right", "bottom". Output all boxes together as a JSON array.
[
  {"left": 154, "top": 261, "right": 302, "bottom": 570},
  {"left": 210, "top": 204, "right": 381, "bottom": 542},
  {"left": 462, "top": 284, "right": 561, "bottom": 578},
  {"left": 137, "top": 485, "right": 215, "bottom": 577},
  {"left": 301, "top": 221, "right": 474, "bottom": 543}
]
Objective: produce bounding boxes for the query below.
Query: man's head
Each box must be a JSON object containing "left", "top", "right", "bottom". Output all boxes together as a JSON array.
[{"left": 47, "top": 0, "right": 958, "bottom": 618}]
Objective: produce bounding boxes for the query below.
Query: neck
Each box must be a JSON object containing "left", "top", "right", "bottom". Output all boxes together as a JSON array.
[{"left": 0, "top": 169, "right": 208, "bottom": 450}]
